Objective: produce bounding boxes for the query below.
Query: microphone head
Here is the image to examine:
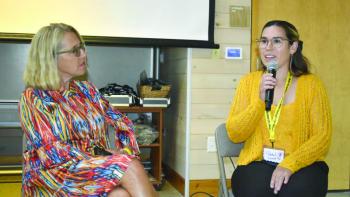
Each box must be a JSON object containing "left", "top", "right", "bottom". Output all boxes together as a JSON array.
[{"left": 266, "top": 60, "right": 278, "bottom": 71}]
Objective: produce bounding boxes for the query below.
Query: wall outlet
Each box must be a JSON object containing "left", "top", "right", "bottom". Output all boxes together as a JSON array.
[{"left": 207, "top": 136, "right": 217, "bottom": 152}]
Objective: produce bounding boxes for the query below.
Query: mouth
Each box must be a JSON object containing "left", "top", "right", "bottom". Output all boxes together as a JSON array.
[{"left": 263, "top": 55, "right": 277, "bottom": 62}]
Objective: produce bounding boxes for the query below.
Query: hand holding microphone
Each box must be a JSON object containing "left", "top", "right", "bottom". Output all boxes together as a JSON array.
[{"left": 260, "top": 61, "right": 278, "bottom": 111}]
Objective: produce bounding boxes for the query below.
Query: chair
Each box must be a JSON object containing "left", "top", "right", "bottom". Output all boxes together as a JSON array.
[{"left": 215, "top": 123, "right": 243, "bottom": 197}]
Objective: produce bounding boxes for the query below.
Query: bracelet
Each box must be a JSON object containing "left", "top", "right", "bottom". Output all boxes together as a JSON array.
[{"left": 123, "top": 147, "right": 132, "bottom": 155}]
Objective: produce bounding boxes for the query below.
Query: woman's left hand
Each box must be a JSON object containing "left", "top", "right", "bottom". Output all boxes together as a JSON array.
[{"left": 270, "top": 166, "right": 292, "bottom": 194}]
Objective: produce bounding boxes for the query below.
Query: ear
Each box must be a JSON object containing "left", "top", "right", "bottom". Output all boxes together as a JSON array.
[{"left": 289, "top": 41, "right": 298, "bottom": 55}]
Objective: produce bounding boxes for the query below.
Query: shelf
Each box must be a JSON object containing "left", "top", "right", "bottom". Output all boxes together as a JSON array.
[
  {"left": 113, "top": 106, "right": 164, "bottom": 188},
  {"left": 116, "top": 106, "right": 164, "bottom": 113},
  {"left": 139, "top": 143, "right": 160, "bottom": 148}
]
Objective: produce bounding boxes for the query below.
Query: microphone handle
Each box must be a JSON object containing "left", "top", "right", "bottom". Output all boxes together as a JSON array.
[{"left": 265, "top": 69, "right": 276, "bottom": 111}]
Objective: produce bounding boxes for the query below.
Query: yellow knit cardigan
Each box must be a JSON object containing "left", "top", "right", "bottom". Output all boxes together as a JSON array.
[{"left": 226, "top": 71, "right": 332, "bottom": 173}]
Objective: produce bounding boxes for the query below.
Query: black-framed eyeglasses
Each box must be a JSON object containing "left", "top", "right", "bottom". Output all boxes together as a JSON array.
[
  {"left": 57, "top": 44, "right": 86, "bottom": 57},
  {"left": 256, "top": 37, "right": 291, "bottom": 49}
]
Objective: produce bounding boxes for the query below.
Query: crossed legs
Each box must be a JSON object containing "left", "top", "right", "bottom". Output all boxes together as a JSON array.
[{"left": 108, "top": 159, "right": 158, "bottom": 197}]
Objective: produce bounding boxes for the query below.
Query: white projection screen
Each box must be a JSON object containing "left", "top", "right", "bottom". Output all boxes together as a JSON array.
[{"left": 0, "top": 0, "right": 217, "bottom": 48}]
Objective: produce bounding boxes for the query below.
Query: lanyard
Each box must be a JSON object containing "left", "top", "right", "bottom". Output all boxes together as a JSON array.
[{"left": 264, "top": 72, "right": 293, "bottom": 148}]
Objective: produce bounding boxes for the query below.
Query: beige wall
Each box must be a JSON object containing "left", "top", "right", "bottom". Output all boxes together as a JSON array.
[
  {"left": 252, "top": 0, "right": 350, "bottom": 190},
  {"left": 160, "top": 48, "right": 189, "bottom": 178},
  {"left": 162, "top": 0, "right": 350, "bottom": 192},
  {"left": 189, "top": 0, "right": 251, "bottom": 179}
]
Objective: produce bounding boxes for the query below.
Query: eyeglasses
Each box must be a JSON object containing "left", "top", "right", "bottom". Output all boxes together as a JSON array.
[
  {"left": 256, "top": 37, "right": 291, "bottom": 49},
  {"left": 57, "top": 44, "right": 86, "bottom": 57}
]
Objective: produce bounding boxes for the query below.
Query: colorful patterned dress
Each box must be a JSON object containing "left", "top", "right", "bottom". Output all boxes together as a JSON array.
[{"left": 19, "top": 80, "right": 140, "bottom": 196}]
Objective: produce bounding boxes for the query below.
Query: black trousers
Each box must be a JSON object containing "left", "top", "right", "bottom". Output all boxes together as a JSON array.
[{"left": 231, "top": 161, "right": 329, "bottom": 197}]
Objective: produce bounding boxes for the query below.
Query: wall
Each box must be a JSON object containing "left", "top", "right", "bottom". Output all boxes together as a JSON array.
[
  {"left": 160, "top": 48, "right": 189, "bottom": 192},
  {"left": 251, "top": 0, "right": 350, "bottom": 190},
  {"left": 0, "top": 42, "right": 152, "bottom": 101},
  {"left": 190, "top": 0, "right": 251, "bottom": 180},
  {"left": 0, "top": 43, "right": 29, "bottom": 100}
]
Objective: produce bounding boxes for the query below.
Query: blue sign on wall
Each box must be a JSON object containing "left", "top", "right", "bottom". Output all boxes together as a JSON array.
[{"left": 225, "top": 47, "right": 242, "bottom": 59}]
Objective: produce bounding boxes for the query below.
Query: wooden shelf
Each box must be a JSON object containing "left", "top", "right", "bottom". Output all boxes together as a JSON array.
[
  {"left": 117, "top": 106, "right": 165, "bottom": 113},
  {"left": 139, "top": 143, "right": 160, "bottom": 148},
  {"left": 114, "top": 106, "right": 164, "bottom": 186}
]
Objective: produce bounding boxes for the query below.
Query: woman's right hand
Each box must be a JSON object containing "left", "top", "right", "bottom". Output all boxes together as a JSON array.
[
  {"left": 260, "top": 73, "right": 277, "bottom": 101},
  {"left": 106, "top": 147, "right": 132, "bottom": 155}
]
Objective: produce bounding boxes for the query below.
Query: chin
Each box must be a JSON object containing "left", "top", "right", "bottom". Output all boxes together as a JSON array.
[{"left": 78, "top": 68, "right": 87, "bottom": 75}]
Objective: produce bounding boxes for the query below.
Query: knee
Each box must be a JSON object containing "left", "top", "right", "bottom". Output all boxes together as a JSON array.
[
  {"left": 108, "top": 187, "right": 131, "bottom": 197},
  {"left": 127, "top": 159, "right": 146, "bottom": 175}
]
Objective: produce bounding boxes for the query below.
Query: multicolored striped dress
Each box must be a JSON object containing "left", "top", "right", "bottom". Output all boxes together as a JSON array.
[{"left": 19, "top": 80, "right": 140, "bottom": 196}]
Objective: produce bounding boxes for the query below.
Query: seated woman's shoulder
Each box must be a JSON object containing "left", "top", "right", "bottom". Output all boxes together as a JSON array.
[
  {"left": 240, "top": 70, "right": 263, "bottom": 81},
  {"left": 20, "top": 88, "right": 34, "bottom": 101},
  {"left": 299, "top": 73, "right": 323, "bottom": 84},
  {"left": 250, "top": 70, "right": 264, "bottom": 76},
  {"left": 22, "top": 87, "right": 34, "bottom": 94},
  {"left": 21, "top": 87, "right": 43, "bottom": 98},
  {"left": 20, "top": 88, "right": 53, "bottom": 106}
]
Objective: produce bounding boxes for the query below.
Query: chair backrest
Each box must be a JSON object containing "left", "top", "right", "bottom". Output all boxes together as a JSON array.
[
  {"left": 215, "top": 123, "right": 243, "bottom": 158},
  {"left": 215, "top": 123, "right": 243, "bottom": 197}
]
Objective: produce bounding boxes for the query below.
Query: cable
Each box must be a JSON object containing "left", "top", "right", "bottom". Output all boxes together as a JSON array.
[{"left": 190, "top": 191, "right": 215, "bottom": 197}]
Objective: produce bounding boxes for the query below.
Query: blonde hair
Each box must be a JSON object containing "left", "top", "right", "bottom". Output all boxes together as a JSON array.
[{"left": 23, "top": 23, "right": 84, "bottom": 90}]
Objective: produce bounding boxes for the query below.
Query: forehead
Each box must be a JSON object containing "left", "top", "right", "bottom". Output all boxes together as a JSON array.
[
  {"left": 261, "top": 26, "right": 286, "bottom": 38},
  {"left": 60, "top": 31, "right": 80, "bottom": 48}
]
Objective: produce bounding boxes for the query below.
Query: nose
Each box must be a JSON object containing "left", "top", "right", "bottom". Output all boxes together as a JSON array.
[
  {"left": 80, "top": 48, "right": 87, "bottom": 58},
  {"left": 265, "top": 40, "right": 273, "bottom": 50}
]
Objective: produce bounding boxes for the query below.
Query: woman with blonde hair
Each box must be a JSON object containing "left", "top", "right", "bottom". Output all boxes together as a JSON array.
[{"left": 19, "top": 23, "right": 157, "bottom": 197}]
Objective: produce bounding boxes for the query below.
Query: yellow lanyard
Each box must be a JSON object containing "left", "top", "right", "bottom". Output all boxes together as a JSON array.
[{"left": 264, "top": 72, "right": 293, "bottom": 148}]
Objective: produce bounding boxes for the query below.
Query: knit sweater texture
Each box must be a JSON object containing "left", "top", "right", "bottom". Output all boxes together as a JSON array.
[{"left": 226, "top": 71, "right": 332, "bottom": 173}]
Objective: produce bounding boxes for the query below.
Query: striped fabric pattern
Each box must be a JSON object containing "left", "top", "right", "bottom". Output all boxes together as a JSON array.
[{"left": 19, "top": 80, "right": 140, "bottom": 196}]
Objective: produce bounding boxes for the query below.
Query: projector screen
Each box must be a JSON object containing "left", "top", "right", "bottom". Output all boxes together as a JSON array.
[{"left": 0, "top": 0, "right": 217, "bottom": 48}]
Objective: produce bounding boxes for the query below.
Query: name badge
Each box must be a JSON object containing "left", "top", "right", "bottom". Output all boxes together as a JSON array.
[{"left": 263, "top": 147, "right": 285, "bottom": 163}]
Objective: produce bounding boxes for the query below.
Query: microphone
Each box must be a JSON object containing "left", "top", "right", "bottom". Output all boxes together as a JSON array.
[{"left": 265, "top": 61, "right": 277, "bottom": 111}]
